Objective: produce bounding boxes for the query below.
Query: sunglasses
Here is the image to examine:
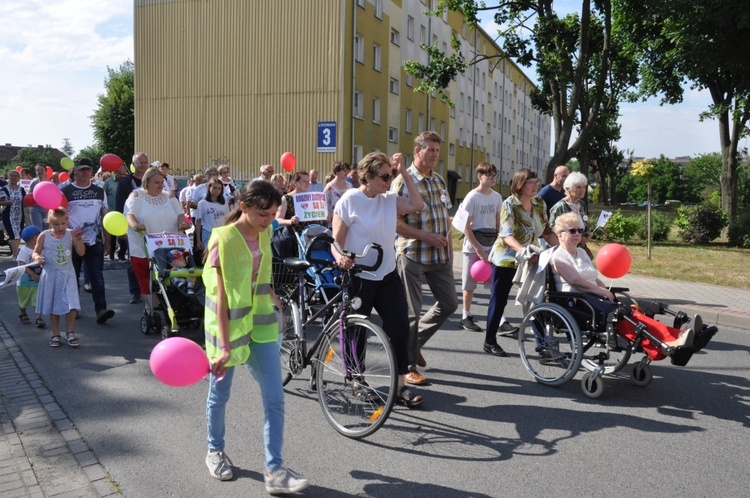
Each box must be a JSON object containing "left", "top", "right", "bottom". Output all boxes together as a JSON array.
[
  {"left": 562, "top": 228, "right": 586, "bottom": 234},
  {"left": 374, "top": 172, "right": 393, "bottom": 182}
]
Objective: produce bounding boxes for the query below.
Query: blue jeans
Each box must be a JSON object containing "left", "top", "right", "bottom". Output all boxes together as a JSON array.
[
  {"left": 30, "top": 206, "right": 47, "bottom": 231},
  {"left": 72, "top": 241, "right": 107, "bottom": 313},
  {"left": 206, "top": 339, "right": 285, "bottom": 472},
  {"left": 201, "top": 228, "right": 211, "bottom": 248}
]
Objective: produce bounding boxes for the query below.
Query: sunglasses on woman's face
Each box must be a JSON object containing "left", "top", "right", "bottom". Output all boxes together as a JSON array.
[
  {"left": 374, "top": 172, "right": 393, "bottom": 182},
  {"left": 563, "top": 228, "right": 585, "bottom": 234}
]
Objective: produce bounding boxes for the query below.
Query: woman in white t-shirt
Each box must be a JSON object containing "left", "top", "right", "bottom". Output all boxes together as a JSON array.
[
  {"left": 196, "top": 178, "right": 231, "bottom": 251},
  {"left": 323, "top": 161, "right": 352, "bottom": 225},
  {"left": 332, "top": 152, "right": 425, "bottom": 408}
]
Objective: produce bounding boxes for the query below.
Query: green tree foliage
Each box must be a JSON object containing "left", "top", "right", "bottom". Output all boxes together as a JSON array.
[
  {"left": 3, "top": 146, "right": 60, "bottom": 175},
  {"left": 61, "top": 138, "right": 75, "bottom": 158},
  {"left": 581, "top": 103, "right": 627, "bottom": 204},
  {"left": 727, "top": 212, "right": 750, "bottom": 248},
  {"left": 405, "top": 1, "right": 638, "bottom": 182},
  {"left": 635, "top": 211, "right": 672, "bottom": 242},
  {"left": 615, "top": 156, "right": 682, "bottom": 204},
  {"left": 675, "top": 203, "right": 728, "bottom": 244},
  {"left": 76, "top": 144, "right": 107, "bottom": 164},
  {"left": 615, "top": 0, "right": 750, "bottom": 222},
  {"left": 91, "top": 60, "right": 134, "bottom": 164},
  {"left": 682, "top": 153, "right": 721, "bottom": 203},
  {"left": 594, "top": 210, "right": 639, "bottom": 242}
]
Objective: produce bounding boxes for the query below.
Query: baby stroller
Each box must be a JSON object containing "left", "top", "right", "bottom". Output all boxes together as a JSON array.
[
  {"left": 142, "top": 233, "right": 204, "bottom": 341},
  {"left": 517, "top": 248, "right": 717, "bottom": 399}
]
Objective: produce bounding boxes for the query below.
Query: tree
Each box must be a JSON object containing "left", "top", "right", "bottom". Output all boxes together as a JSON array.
[
  {"left": 683, "top": 153, "right": 721, "bottom": 203},
  {"left": 579, "top": 99, "right": 627, "bottom": 204},
  {"left": 404, "top": 0, "right": 637, "bottom": 182},
  {"left": 91, "top": 60, "right": 135, "bottom": 164},
  {"left": 76, "top": 144, "right": 107, "bottom": 164},
  {"left": 4, "top": 146, "right": 61, "bottom": 175},
  {"left": 615, "top": 0, "right": 750, "bottom": 221},
  {"left": 61, "top": 138, "right": 75, "bottom": 158}
]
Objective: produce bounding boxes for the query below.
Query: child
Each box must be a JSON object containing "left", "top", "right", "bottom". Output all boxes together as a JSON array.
[
  {"left": 166, "top": 249, "right": 196, "bottom": 295},
  {"left": 196, "top": 178, "right": 230, "bottom": 252},
  {"left": 203, "top": 180, "right": 309, "bottom": 494},
  {"left": 32, "top": 209, "right": 85, "bottom": 348},
  {"left": 17, "top": 226, "right": 44, "bottom": 328}
]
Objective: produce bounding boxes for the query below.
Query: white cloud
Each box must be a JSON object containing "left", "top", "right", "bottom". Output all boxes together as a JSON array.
[{"left": 0, "top": 0, "right": 133, "bottom": 153}]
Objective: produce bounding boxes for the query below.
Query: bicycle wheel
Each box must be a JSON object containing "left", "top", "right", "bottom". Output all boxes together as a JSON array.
[
  {"left": 279, "top": 297, "right": 304, "bottom": 387},
  {"left": 518, "top": 303, "right": 583, "bottom": 386},
  {"left": 315, "top": 316, "right": 397, "bottom": 439}
]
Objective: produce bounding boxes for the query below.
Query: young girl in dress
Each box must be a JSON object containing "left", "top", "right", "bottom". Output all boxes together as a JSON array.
[
  {"left": 196, "top": 178, "right": 230, "bottom": 251},
  {"left": 32, "top": 209, "right": 85, "bottom": 348},
  {"left": 203, "top": 181, "right": 308, "bottom": 494}
]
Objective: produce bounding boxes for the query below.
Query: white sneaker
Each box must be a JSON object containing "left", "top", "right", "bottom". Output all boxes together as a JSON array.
[
  {"left": 264, "top": 467, "right": 309, "bottom": 495},
  {"left": 206, "top": 449, "right": 233, "bottom": 481}
]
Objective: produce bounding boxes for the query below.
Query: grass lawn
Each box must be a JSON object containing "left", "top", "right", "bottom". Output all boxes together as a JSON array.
[{"left": 450, "top": 202, "right": 750, "bottom": 289}]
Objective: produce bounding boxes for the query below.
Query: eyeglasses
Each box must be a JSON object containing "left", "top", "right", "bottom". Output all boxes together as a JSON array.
[
  {"left": 524, "top": 180, "right": 539, "bottom": 186},
  {"left": 483, "top": 173, "right": 497, "bottom": 179},
  {"left": 562, "top": 228, "right": 585, "bottom": 234},
  {"left": 374, "top": 172, "right": 393, "bottom": 182}
]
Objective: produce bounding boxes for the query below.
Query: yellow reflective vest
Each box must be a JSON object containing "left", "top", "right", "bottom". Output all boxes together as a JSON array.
[{"left": 203, "top": 224, "right": 277, "bottom": 367}]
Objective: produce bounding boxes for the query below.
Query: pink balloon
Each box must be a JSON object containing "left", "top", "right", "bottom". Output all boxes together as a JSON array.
[
  {"left": 595, "top": 243, "right": 632, "bottom": 279},
  {"left": 280, "top": 152, "right": 296, "bottom": 172},
  {"left": 150, "top": 337, "right": 210, "bottom": 387},
  {"left": 470, "top": 259, "right": 492, "bottom": 283},
  {"left": 32, "top": 181, "right": 63, "bottom": 210}
]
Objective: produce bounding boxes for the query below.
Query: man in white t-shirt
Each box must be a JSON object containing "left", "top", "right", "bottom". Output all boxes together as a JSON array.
[
  {"left": 460, "top": 162, "right": 518, "bottom": 336},
  {"left": 159, "top": 162, "right": 177, "bottom": 195}
]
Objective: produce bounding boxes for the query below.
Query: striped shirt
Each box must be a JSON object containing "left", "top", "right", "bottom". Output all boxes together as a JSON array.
[{"left": 392, "top": 164, "right": 452, "bottom": 265}]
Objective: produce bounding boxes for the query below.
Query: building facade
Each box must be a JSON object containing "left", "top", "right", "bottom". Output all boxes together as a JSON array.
[{"left": 134, "top": 0, "right": 549, "bottom": 199}]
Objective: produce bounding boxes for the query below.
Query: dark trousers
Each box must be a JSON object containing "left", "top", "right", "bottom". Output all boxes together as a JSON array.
[
  {"left": 352, "top": 270, "right": 411, "bottom": 376},
  {"left": 485, "top": 266, "right": 516, "bottom": 346},
  {"left": 73, "top": 241, "right": 107, "bottom": 313},
  {"left": 109, "top": 234, "right": 127, "bottom": 260}
]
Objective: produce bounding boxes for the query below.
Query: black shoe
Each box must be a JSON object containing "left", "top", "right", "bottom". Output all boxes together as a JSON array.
[
  {"left": 693, "top": 325, "right": 718, "bottom": 352},
  {"left": 96, "top": 309, "right": 115, "bottom": 324},
  {"left": 460, "top": 315, "right": 482, "bottom": 332},
  {"left": 483, "top": 343, "right": 508, "bottom": 357},
  {"left": 129, "top": 294, "right": 142, "bottom": 304},
  {"left": 498, "top": 322, "right": 519, "bottom": 336}
]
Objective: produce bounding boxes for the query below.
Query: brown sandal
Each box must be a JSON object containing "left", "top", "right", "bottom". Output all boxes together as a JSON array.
[{"left": 19, "top": 313, "right": 31, "bottom": 325}]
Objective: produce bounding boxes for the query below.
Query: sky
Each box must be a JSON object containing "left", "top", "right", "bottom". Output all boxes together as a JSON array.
[{"left": 0, "top": 1, "right": 736, "bottom": 161}]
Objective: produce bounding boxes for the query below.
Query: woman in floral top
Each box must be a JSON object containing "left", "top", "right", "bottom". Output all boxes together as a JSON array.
[{"left": 484, "top": 168, "right": 558, "bottom": 357}]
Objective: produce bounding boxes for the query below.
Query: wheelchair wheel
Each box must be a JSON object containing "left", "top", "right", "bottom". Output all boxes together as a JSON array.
[
  {"left": 581, "top": 372, "right": 605, "bottom": 399},
  {"left": 518, "top": 303, "right": 583, "bottom": 386},
  {"left": 630, "top": 362, "right": 653, "bottom": 387},
  {"left": 316, "top": 317, "right": 397, "bottom": 439},
  {"left": 280, "top": 299, "right": 304, "bottom": 387},
  {"left": 581, "top": 331, "right": 631, "bottom": 375}
]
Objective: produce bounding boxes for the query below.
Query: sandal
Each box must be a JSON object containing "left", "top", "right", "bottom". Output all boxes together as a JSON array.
[
  {"left": 35, "top": 318, "right": 46, "bottom": 328},
  {"left": 352, "top": 381, "right": 380, "bottom": 402},
  {"left": 49, "top": 336, "right": 62, "bottom": 348},
  {"left": 65, "top": 332, "right": 80, "bottom": 348},
  {"left": 397, "top": 386, "right": 423, "bottom": 409},
  {"left": 19, "top": 313, "right": 31, "bottom": 325}
]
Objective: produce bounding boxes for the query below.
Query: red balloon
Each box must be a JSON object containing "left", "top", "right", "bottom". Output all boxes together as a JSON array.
[
  {"left": 23, "top": 194, "right": 37, "bottom": 207},
  {"left": 59, "top": 197, "right": 68, "bottom": 209},
  {"left": 15, "top": 166, "right": 22, "bottom": 172},
  {"left": 150, "top": 337, "right": 210, "bottom": 387},
  {"left": 280, "top": 152, "right": 296, "bottom": 172},
  {"left": 595, "top": 243, "right": 632, "bottom": 279},
  {"left": 58, "top": 172, "right": 69, "bottom": 183},
  {"left": 100, "top": 153, "right": 124, "bottom": 172},
  {"left": 45, "top": 166, "right": 53, "bottom": 179}
]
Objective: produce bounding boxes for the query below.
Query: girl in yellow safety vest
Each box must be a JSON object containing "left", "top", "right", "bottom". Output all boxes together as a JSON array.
[{"left": 203, "top": 180, "right": 309, "bottom": 494}]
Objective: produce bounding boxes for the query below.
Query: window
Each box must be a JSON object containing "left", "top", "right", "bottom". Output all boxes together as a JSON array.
[
  {"left": 420, "top": 25, "right": 426, "bottom": 44},
  {"left": 450, "top": 106, "right": 455, "bottom": 118},
  {"left": 430, "top": 118, "right": 436, "bottom": 131},
  {"left": 406, "top": 73, "right": 414, "bottom": 87},
  {"left": 373, "top": 43, "right": 381, "bottom": 71},
  {"left": 374, "top": 0, "right": 383, "bottom": 18},
  {"left": 405, "top": 109, "right": 413, "bottom": 133},
  {"left": 354, "top": 91, "right": 364, "bottom": 119},
  {"left": 372, "top": 97, "right": 381, "bottom": 124},
  {"left": 390, "top": 28, "right": 400, "bottom": 46},
  {"left": 418, "top": 114, "right": 425, "bottom": 133},
  {"left": 449, "top": 143, "right": 455, "bottom": 155},
  {"left": 407, "top": 16, "right": 414, "bottom": 40},
  {"left": 353, "top": 145, "right": 364, "bottom": 164},
  {"left": 439, "top": 160, "right": 445, "bottom": 177},
  {"left": 389, "top": 77, "right": 400, "bottom": 94},
  {"left": 354, "top": 33, "right": 364, "bottom": 63},
  {"left": 388, "top": 127, "right": 398, "bottom": 143},
  {"left": 440, "top": 121, "right": 445, "bottom": 139},
  {"left": 356, "top": 0, "right": 364, "bottom": 7}
]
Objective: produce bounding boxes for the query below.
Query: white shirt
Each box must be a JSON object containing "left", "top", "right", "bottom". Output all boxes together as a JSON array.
[
  {"left": 124, "top": 191, "right": 184, "bottom": 258},
  {"left": 190, "top": 183, "right": 207, "bottom": 218},
  {"left": 461, "top": 188, "right": 502, "bottom": 253},
  {"left": 196, "top": 199, "right": 231, "bottom": 233}
]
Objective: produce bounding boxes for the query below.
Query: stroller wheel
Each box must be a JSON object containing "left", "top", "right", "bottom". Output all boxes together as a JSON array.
[
  {"left": 140, "top": 314, "right": 151, "bottom": 335},
  {"left": 160, "top": 325, "right": 173, "bottom": 341}
]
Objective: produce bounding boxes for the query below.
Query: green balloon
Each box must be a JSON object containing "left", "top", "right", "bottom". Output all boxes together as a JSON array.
[
  {"left": 103, "top": 211, "right": 128, "bottom": 236},
  {"left": 60, "top": 157, "right": 74, "bottom": 170}
]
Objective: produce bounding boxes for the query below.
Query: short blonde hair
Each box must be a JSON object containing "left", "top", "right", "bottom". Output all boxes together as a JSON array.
[{"left": 553, "top": 212, "right": 584, "bottom": 235}]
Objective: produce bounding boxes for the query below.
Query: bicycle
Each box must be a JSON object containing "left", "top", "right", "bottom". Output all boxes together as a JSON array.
[{"left": 276, "top": 233, "right": 398, "bottom": 439}]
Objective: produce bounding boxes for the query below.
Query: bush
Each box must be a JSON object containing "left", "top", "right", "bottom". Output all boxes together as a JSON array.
[
  {"left": 594, "top": 210, "right": 639, "bottom": 242},
  {"left": 728, "top": 212, "right": 750, "bottom": 248},
  {"left": 675, "top": 203, "right": 727, "bottom": 244},
  {"left": 636, "top": 211, "right": 672, "bottom": 242}
]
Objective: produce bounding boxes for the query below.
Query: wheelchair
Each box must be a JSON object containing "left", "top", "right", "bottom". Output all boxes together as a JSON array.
[{"left": 517, "top": 253, "right": 701, "bottom": 399}]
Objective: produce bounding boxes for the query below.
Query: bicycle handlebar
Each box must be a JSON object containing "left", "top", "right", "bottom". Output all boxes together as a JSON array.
[{"left": 305, "top": 233, "right": 384, "bottom": 273}]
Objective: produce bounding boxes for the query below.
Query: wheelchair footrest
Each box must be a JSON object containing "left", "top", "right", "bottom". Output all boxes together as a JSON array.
[{"left": 670, "top": 345, "right": 696, "bottom": 367}]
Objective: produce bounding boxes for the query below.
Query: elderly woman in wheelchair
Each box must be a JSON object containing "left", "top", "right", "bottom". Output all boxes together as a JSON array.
[{"left": 517, "top": 212, "right": 717, "bottom": 398}]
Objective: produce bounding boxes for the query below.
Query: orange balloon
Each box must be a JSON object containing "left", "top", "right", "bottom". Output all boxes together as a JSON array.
[
  {"left": 58, "top": 172, "right": 69, "bottom": 183},
  {"left": 280, "top": 152, "right": 296, "bottom": 172},
  {"left": 595, "top": 243, "right": 632, "bottom": 279},
  {"left": 15, "top": 166, "right": 22, "bottom": 172},
  {"left": 45, "top": 166, "right": 53, "bottom": 179}
]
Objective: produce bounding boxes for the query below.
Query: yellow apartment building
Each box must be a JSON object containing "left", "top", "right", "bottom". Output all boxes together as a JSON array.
[{"left": 134, "top": 0, "right": 549, "bottom": 200}]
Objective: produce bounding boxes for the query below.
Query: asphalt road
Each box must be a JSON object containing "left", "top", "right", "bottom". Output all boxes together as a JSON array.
[{"left": 2, "top": 261, "right": 749, "bottom": 497}]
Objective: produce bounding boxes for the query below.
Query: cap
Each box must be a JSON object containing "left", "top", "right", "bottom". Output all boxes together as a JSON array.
[
  {"left": 166, "top": 249, "right": 190, "bottom": 263},
  {"left": 151, "top": 161, "right": 161, "bottom": 168},
  {"left": 74, "top": 158, "right": 93, "bottom": 170},
  {"left": 20, "top": 226, "right": 42, "bottom": 242}
]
